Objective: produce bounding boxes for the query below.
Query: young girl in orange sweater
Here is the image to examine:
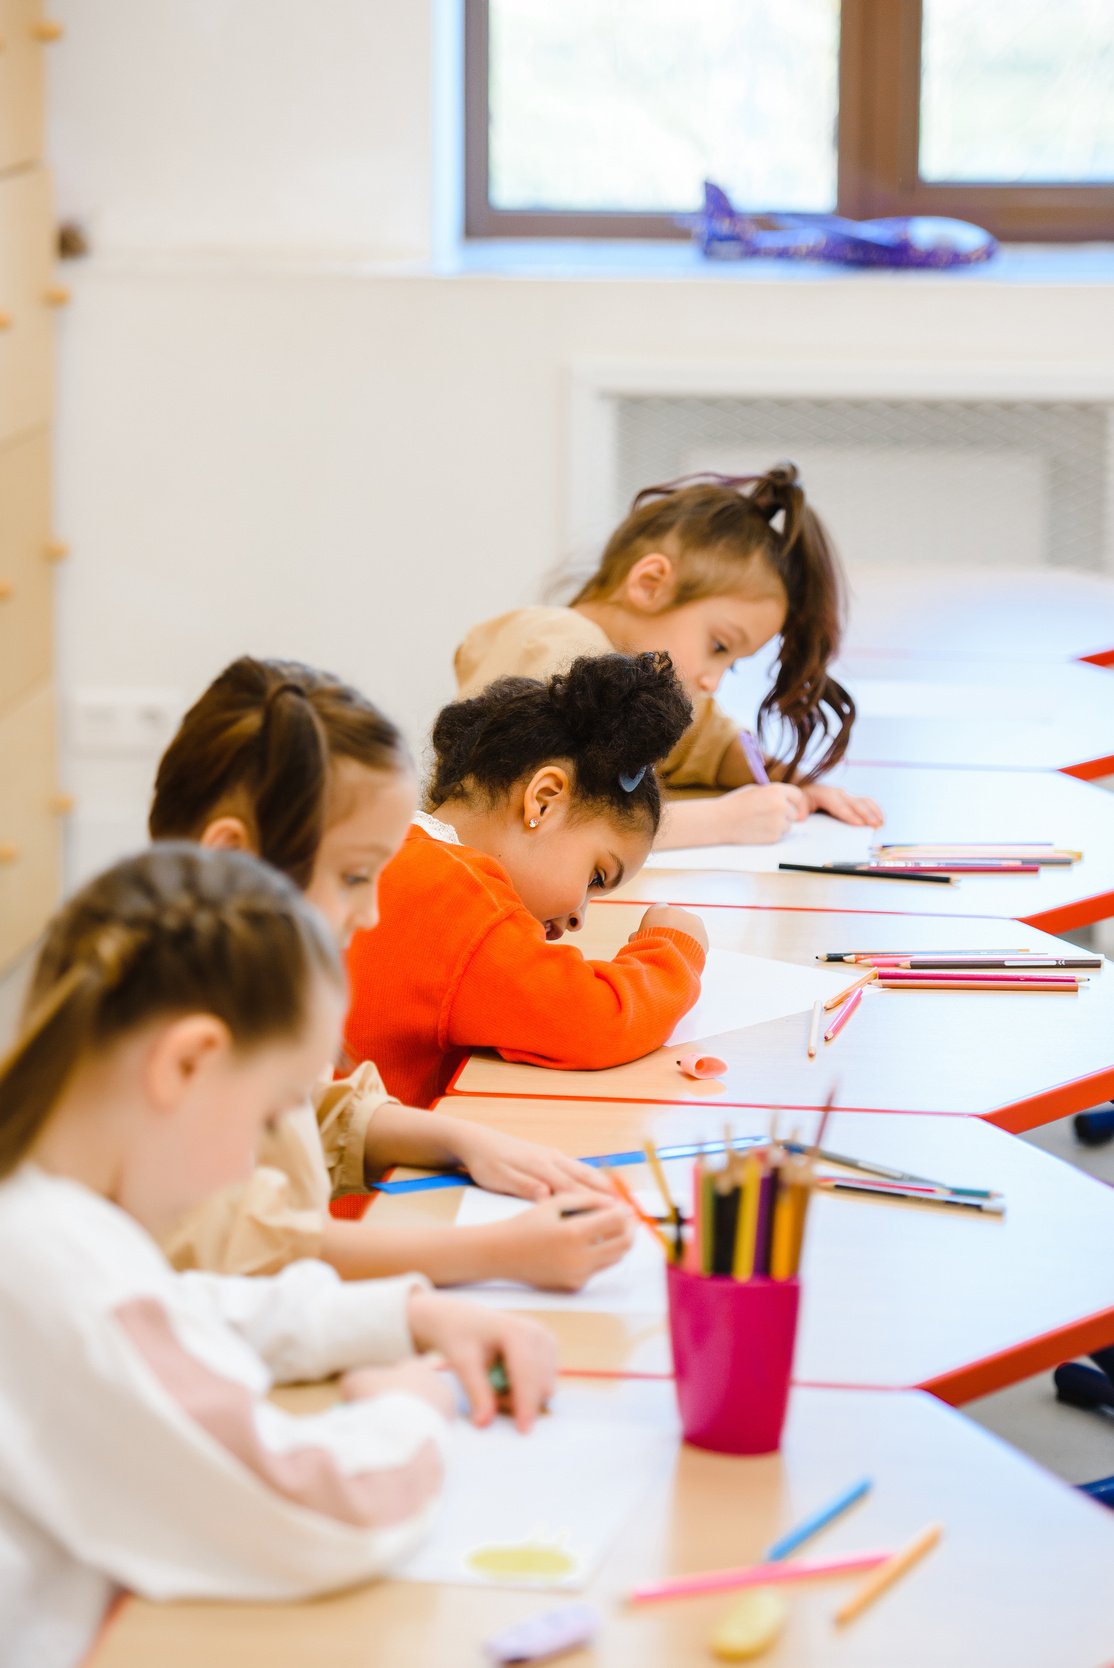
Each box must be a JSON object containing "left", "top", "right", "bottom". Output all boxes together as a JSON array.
[
  {"left": 345, "top": 652, "right": 709, "bottom": 1108},
  {"left": 455, "top": 464, "right": 883, "bottom": 848},
  {"left": 149, "top": 656, "right": 631, "bottom": 1291}
]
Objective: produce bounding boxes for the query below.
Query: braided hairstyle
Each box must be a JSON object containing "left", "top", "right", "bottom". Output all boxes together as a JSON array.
[
  {"left": 150, "top": 657, "right": 409, "bottom": 889},
  {"left": 573, "top": 464, "right": 854, "bottom": 781},
  {"left": 429, "top": 651, "right": 692, "bottom": 833},
  {"left": 0, "top": 844, "right": 342, "bottom": 1180}
]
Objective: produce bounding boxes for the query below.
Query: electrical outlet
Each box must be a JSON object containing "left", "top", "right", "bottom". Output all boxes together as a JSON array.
[{"left": 70, "top": 688, "right": 184, "bottom": 757}]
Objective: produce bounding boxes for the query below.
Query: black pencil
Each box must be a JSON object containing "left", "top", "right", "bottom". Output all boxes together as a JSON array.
[{"left": 778, "top": 863, "right": 953, "bottom": 886}]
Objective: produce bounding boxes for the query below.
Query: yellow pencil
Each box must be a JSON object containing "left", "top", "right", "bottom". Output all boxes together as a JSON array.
[
  {"left": 834, "top": 1522, "right": 943, "bottom": 1626},
  {"left": 823, "top": 966, "right": 878, "bottom": 1012},
  {"left": 732, "top": 1150, "right": 762, "bottom": 1279},
  {"left": 769, "top": 1179, "right": 798, "bottom": 1280}
]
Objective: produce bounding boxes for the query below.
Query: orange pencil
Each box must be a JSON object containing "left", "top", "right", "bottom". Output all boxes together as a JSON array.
[
  {"left": 606, "top": 1167, "right": 671, "bottom": 1255},
  {"left": 823, "top": 967, "right": 878, "bottom": 1012}
]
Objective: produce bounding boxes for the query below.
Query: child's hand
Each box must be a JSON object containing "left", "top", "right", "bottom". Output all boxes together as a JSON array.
[
  {"left": 453, "top": 1124, "right": 613, "bottom": 1202},
  {"left": 490, "top": 1189, "right": 635, "bottom": 1292},
  {"left": 637, "top": 904, "right": 709, "bottom": 953},
  {"left": 340, "top": 1359, "right": 457, "bottom": 1421},
  {"left": 713, "top": 783, "right": 809, "bottom": 843},
  {"left": 799, "top": 784, "right": 884, "bottom": 827},
  {"left": 406, "top": 1290, "right": 558, "bottom": 1431}
]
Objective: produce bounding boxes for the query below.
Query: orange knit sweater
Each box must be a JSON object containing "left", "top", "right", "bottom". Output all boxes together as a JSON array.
[{"left": 344, "top": 825, "right": 706, "bottom": 1109}]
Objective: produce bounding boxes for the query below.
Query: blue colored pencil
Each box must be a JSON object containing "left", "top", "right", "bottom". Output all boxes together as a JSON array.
[{"left": 763, "top": 1477, "right": 874, "bottom": 1562}]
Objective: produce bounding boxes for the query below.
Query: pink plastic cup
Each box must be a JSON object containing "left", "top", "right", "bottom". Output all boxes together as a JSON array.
[{"left": 666, "top": 1262, "right": 800, "bottom": 1455}]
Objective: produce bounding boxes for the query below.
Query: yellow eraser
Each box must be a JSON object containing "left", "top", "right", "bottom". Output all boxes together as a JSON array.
[{"left": 708, "top": 1587, "right": 788, "bottom": 1660}]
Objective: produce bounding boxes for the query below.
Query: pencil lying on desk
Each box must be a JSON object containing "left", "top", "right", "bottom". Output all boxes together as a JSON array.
[
  {"left": 817, "top": 949, "right": 1026, "bottom": 962},
  {"left": 855, "top": 956, "right": 1101, "bottom": 971},
  {"left": 816, "top": 1177, "right": 1006, "bottom": 1213},
  {"left": 823, "top": 967, "right": 878, "bottom": 1010},
  {"left": 807, "top": 999, "right": 823, "bottom": 1058},
  {"left": 824, "top": 985, "right": 864, "bottom": 1042},
  {"left": 779, "top": 863, "right": 953, "bottom": 885},
  {"left": 834, "top": 1522, "right": 943, "bottom": 1626}
]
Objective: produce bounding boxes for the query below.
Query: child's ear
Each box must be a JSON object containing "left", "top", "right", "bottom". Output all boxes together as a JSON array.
[
  {"left": 622, "top": 552, "right": 676, "bottom": 614},
  {"left": 143, "top": 1015, "right": 231, "bottom": 1113},
  {"left": 199, "top": 815, "right": 253, "bottom": 854},
  {"left": 522, "top": 765, "right": 572, "bottom": 828}
]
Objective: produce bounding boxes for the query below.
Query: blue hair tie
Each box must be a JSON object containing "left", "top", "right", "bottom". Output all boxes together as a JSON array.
[{"left": 619, "top": 766, "right": 647, "bottom": 793}]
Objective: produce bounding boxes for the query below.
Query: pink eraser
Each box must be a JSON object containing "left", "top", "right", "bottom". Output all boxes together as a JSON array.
[
  {"left": 677, "top": 1053, "right": 728, "bottom": 1080},
  {"left": 484, "top": 1604, "right": 599, "bottom": 1664}
]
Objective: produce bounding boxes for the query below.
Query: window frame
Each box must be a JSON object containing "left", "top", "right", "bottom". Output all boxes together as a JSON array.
[{"left": 465, "top": 0, "right": 1114, "bottom": 242}]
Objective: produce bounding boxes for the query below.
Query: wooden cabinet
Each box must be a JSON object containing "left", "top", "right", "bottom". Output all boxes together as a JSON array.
[
  {"left": 0, "top": 1, "right": 51, "bottom": 174},
  {"left": 0, "top": 685, "right": 62, "bottom": 967},
  {"left": 0, "top": 1, "right": 62, "bottom": 970},
  {"left": 0, "top": 427, "right": 53, "bottom": 711}
]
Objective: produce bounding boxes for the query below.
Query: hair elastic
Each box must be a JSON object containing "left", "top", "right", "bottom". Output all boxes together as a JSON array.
[{"left": 619, "top": 766, "right": 647, "bottom": 793}]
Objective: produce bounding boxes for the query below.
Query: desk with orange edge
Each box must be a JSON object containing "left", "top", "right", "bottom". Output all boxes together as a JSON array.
[
  {"left": 365, "top": 1104, "right": 1114, "bottom": 1407},
  {"left": 448, "top": 905, "right": 1114, "bottom": 1132},
  {"left": 90, "top": 1379, "right": 1114, "bottom": 1668},
  {"left": 638, "top": 764, "right": 1114, "bottom": 937}
]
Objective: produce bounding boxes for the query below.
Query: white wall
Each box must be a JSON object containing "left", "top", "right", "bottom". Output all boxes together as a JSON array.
[{"left": 46, "top": 1, "right": 1114, "bottom": 880}]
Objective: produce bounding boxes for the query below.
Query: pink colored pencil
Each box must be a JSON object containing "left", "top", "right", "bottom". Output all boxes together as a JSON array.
[
  {"left": 877, "top": 969, "right": 1081, "bottom": 985},
  {"left": 628, "top": 1548, "right": 891, "bottom": 1605},
  {"left": 824, "top": 985, "right": 864, "bottom": 1043}
]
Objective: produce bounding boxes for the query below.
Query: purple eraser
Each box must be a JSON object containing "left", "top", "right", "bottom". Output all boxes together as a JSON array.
[{"left": 484, "top": 1604, "right": 599, "bottom": 1664}]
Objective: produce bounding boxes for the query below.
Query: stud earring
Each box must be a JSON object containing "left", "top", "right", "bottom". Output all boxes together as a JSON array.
[{"left": 528, "top": 818, "right": 539, "bottom": 829}]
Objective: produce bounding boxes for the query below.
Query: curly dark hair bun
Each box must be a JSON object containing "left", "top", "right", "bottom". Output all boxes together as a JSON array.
[{"left": 429, "top": 651, "right": 692, "bottom": 832}]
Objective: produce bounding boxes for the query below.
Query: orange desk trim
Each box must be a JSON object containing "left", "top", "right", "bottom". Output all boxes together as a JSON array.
[{"left": 922, "top": 1305, "right": 1114, "bottom": 1407}]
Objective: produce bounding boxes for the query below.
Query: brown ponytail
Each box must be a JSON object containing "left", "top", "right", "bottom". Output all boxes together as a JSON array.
[
  {"left": 575, "top": 465, "right": 855, "bottom": 781},
  {"left": 149, "top": 658, "right": 410, "bottom": 889},
  {"left": 0, "top": 844, "right": 342, "bottom": 1180}
]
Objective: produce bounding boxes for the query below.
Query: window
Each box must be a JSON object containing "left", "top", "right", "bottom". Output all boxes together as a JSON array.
[{"left": 465, "top": 0, "right": 1114, "bottom": 241}]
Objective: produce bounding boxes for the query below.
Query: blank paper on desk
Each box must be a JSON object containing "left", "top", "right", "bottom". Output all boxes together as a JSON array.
[
  {"left": 396, "top": 1408, "right": 670, "bottom": 1589},
  {"left": 668, "top": 948, "right": 835, "bottom": 1047}
]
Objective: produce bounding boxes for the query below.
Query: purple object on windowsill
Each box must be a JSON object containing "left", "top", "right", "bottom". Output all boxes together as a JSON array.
[{"left": 688, "top": 181, "right": 998, "bottom": 269}]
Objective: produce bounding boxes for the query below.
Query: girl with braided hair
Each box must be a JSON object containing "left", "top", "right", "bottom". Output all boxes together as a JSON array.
[
  {"left": 0, "top": 846, "right": 555, "bottom": 1668},
  {"left": 345, "top": 650, "right": 709, "bottom": 1109},
  {"left": 455, "top": 465, "right": 883, "bottom": 848},
  {"left": 150, "top": 656, "right": 633, "bottom": 1292}
]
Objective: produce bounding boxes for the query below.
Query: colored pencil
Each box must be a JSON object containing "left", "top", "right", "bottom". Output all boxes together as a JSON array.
[
  {"left": 807, "top": 999, "right": 823, "bottom": 1058},
  {"left": 817, "top": 1178, "right": 1006, "bottom": 1213},
  {"left": 876, "top": 968, "right": 1082, "bottom": 984},
  {"left": 823, "top": 967, "right": 878, "bottom": 1011},
  {"left": 856, "top": 956, "right": 1101, "bottom": 970},
  {"left": 824, "top": 985, "right": 864, "bottom": 1042},
  {"left": 629, "top": 1549, "right": 892, "bottom": 1605},
  {"left": 835, "top": 860, "right": 1038, "bottom": 873},
  {"left": 763, "top": 1478, "right": 873, "bottom": 1562},
  {"left": 880, "top": 974, "right": 1080, "bottom": 987},
  {"left": 605, "top": 1167, "right": 671, "bottom": 1255},
  {"left": 806, "top": 1147, "right": 999, "bottom": 1198},
  {"left": 737, "top": 728, "right": 771, "bottom": 786},
  {"left": 813, "top": 954, "right": 1033, "bottom": 967},
  {"left": 779, "top": 863, "right": 952, "bottom": 885},
  {"left": 834, "top": 1523, "right": 943, "bottom": 1626},
  {"left": 732, "top": 1149, "right": 763, "bottom": 1279}
]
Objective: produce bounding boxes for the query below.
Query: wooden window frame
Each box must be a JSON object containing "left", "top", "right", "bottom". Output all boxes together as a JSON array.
[{"left": 465, "top": 0, "right": 1114, "bottom": 242}]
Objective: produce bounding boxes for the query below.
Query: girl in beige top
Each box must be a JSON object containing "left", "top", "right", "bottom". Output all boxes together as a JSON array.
[
  {"left": 151, "top": 656, "right": 633, "bottom": 1291},
  {"left": 456, "top": 465, "right": 883, "bottom": 848}
]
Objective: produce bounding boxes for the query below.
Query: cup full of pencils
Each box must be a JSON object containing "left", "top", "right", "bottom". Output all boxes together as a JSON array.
[{"left": 635, "top": 1110, "right": 829, "bottom": 1458}]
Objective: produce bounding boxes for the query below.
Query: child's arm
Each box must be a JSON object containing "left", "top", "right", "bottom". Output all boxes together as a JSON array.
[
  {"left": 445, "top": 903, "right": 708, "bottom": 1072},
  {"left": 319, "top": 1189, "right": 634, "bottom": 1292},
  {"left": 2, "top": 1267, "right": 450, "bottom": 1604},
  {"left": 318, "top": 1064, "right": 610, "bottom": 1200},
  {"left": 361, "top": 1101, "right": 613, "bottom": 1199},
  {"left": 658, "top": 784, "right": 808, "bottom": 847}
]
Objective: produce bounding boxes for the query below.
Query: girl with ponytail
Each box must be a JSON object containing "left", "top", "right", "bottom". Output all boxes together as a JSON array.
[
  {"left": 150, "top": 656, "right": 632, "bottom": 1293},
  {"left": 455, "top": 465, "right": 882, "bottom": 848},
  {"left": 345, "top": 651, "right": 709, "bottom": 1108},
  {"left": 0, "top": 846, "right": 556, "bottom": 1667}
]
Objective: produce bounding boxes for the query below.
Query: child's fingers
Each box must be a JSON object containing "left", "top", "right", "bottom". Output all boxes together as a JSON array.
[
  {"left": 452, "top": 1342, "right": 498, "bottom": 1428},
  {"left": 555, "top": 1155, "right": 612, "bottom": 1192},
  {"left": 499, "top": 1325, "right": 558, "bottom": 1432}
]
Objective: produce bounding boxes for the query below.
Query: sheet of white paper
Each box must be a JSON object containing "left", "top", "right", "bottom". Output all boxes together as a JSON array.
[
  {"left": 644, "top": 813, "right": 873, "bottom": 874},
  {"left": 667, "top": 947, "right": 834, "bottom": 1046},
  {"left": 453, "top": 1187, "right": 669, "bottom": 1313},
  {"left": 396, "top": 1410, "right": 671, "bottom": 1589}
]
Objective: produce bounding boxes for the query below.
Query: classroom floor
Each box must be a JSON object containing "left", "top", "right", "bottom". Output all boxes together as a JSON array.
[{"left": 1, "top": 945, "right": 1111, "bottom": 1491}]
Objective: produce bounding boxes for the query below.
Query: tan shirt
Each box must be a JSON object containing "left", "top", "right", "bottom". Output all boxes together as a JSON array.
[
  {"left": 454, "top": 607, "right": 748, "bottom": 790},
  {"left": 163, "top": 1060, "right": 397, "bottom": 1276}
]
